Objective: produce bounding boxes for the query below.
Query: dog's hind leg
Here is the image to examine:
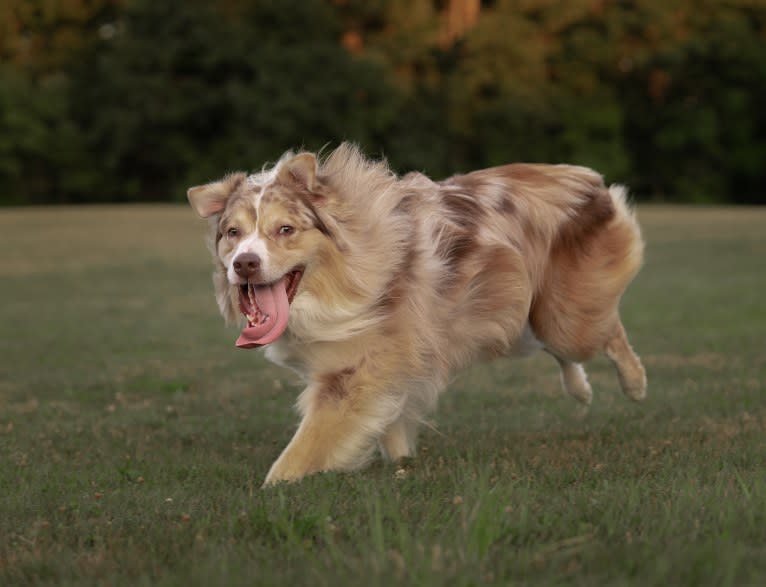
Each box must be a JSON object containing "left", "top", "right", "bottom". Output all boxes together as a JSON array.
[
  {"left": 549, "top": 353, "right": 593, "bottom": 405},
  {"left": 604, "top": 319, "right": 646, "bottom": 401}
]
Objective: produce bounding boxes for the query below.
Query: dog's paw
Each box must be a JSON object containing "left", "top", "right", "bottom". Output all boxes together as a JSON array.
[
  {"left": 619, "top": 366, "right": 647, "bottom": 402},
  {"left": 262, "top": 455, "right": 315, "bottom": 488},
  {"left": 261, "top": 476, "right": 289, "bottom": 489}
]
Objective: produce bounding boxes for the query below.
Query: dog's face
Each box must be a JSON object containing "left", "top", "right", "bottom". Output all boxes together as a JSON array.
[{"left": 188, "top": 153, "right": 338, "bottom": 347}]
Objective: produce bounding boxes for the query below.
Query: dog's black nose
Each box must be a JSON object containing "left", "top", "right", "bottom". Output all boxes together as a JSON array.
[{"left": 233, "top": 253, "right": 261, "bottom": 279}]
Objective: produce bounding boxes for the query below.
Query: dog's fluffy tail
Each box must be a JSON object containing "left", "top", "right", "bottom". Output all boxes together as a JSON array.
[{"left": 607, "top": 184, "right": 644, "bottom": 286}]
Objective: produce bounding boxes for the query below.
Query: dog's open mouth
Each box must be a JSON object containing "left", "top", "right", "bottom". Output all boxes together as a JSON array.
[{"left": 235, "top": 269, "right": 303, "bottom": 348}]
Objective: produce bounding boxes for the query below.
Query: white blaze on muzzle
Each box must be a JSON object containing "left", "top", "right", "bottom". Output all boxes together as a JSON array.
[{"left": 227, "top": 232, "right": 272, "bottom": 285}]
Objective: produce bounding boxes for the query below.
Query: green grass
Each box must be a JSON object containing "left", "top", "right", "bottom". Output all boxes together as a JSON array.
[{"left": 1, "top": 204, "right": 764, "bottom": 586}]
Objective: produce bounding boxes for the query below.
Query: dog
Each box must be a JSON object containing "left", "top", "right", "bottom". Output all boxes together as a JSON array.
[{"left": 187, "top": 143, "right": 646, "bottom": 486}]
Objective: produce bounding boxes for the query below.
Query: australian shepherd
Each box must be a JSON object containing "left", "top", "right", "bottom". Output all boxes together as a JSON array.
[{"left": 187, "top": 144, "right": 646, "bottom": 486}]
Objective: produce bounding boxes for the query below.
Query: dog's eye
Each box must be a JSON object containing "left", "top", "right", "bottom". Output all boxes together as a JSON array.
[
  {"left": 278, "top": 225, "right": 294, "bottom": 236},
  {"left": 227, "top": 227, "right": 240, "bottom": 238}
]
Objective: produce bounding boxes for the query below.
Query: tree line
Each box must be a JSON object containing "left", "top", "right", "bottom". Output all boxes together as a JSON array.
[{"left": 1, "top": 0, "right": 764, "bottom": 205}]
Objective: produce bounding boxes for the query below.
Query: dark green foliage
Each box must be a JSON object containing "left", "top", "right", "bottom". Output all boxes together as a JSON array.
[
  {"left": 0, "top": 70, "right": 84, "bottom": 205},
  {"left": 0, "top": 0, "right": 765, "bottom": 204},
  {"left": 619, "top": 8, "right": 766, "bottom": 202},
  {"left": 63, "top": 0, "right": 399, "bottom": 202}
]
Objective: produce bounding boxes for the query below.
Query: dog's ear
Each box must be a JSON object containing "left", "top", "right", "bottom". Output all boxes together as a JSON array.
[
  {"left": 187, "top": 173, "right": 246, "bottom": 218},
  {"left": 276, "top": 152, "right": 349, "bottom": 247},
  {"left": 277, "top": 153, "right": 318, "bottom": 192}
]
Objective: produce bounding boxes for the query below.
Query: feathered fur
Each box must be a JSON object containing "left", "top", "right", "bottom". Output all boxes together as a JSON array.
[{"left": 187, "top": 143, "right": 646, "bottom": 485}]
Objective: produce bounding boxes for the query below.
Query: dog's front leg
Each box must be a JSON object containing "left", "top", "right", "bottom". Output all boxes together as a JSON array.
[{"left": 263, "top": 369, "right": 401, "bottom": 486}]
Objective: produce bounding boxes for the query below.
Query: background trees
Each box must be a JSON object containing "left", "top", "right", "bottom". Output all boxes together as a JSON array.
[{"left": 1, "top": 0, "right": 764, "bottom": 204}]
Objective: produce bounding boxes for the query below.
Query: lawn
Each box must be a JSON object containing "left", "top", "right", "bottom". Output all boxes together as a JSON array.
[{"left": 1, "top": 204, "right": 764, "bottom": 586}]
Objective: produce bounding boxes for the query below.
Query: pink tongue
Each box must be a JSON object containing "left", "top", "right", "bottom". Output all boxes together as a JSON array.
[{"left": 235, "top": 277, "right": 290, "bottom": 348}]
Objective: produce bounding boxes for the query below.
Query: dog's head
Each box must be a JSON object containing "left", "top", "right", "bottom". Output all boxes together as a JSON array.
[{"left": 188, "top": 153, "right": 342, "bottom": 347}]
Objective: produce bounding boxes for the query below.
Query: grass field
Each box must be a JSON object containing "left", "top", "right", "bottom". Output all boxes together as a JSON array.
[{"left": 1, "top": 205, "right": 764, "bottom": 586}]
